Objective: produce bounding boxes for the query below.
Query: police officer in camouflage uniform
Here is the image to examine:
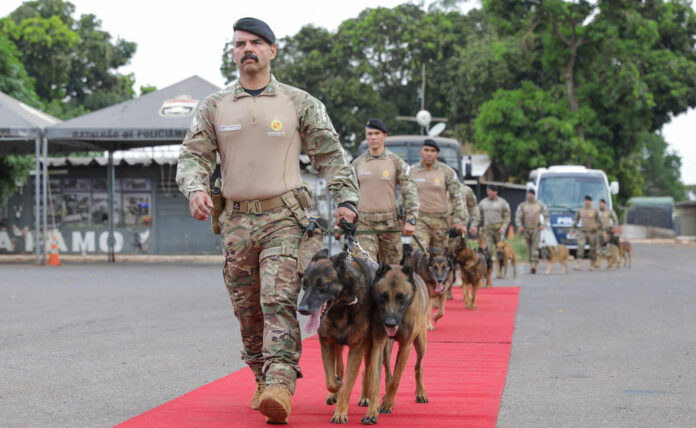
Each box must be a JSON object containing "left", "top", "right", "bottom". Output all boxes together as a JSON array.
[
  {"left": 176, "top": 17, "right": 359, "bottom": 424},
  {"left": 462, "top": 184, "right": 480, "bottom": 236},
  {"left": 352, "top": 119, "right": 419, "bottom": 264},
  {"left": 515, "top": 188, "right": 549, "bottom": 274},
  {"left": 478, "top": 184, "right": 511, "bottom": 256},
  {"left": 599, "top": 198, "right": 619, "bottom": 245},
  {"left": 410, "top": 139, "right": 467, "bottom": 249},
  {"left": 571, "top": 195, "right": 601, "bottom": 271}
]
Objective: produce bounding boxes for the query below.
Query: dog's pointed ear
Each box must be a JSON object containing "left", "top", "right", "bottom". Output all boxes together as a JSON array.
[
  {"left": 311, "top": 248, "right": 330, "bottom": 262},
  {"left": 375, "top": 261, "right": 391, "bottom": 279},
  {"left": 333, "top": 252, "right": 348, "bottom": 276}
]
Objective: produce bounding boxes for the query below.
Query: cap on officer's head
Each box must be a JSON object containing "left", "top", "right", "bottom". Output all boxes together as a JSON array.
[
  {"left": 527, "top": 188, "right": 535, "bottom": 195},
  {"left": 584, "top": 195, "right": 592, "bottom": 201},
  {"left": 423, "top": 138, "right": 440, "bottom": 152},
  {"left": 233, "top": 17, "right": 276, "bottom": 45},
  {"left": 366, "top": 118, "right": 388, "bottom": 134},
  {"left": 488, "top": 184, "right": 500, "bottom": 192},
  {"left": 599, "top": 198, "right": 606, "bottom": 204}
]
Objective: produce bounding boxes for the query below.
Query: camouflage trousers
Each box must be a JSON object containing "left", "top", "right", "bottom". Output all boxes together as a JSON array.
[
  {"left": 356, "top": 213, "right": 402, "bottom": 265},
  {"left": 481, "top": 223, "right": 504, "bottom": 255},
  {"left": 576, "top": 229, "right": 599, "bottom": 265},
  {"left": 414, "top": 213, "right": 449, "bottom": 250},
  {"left": 523, "top": 228, "right": 541, "bottom": 265},
  {"left": 220, "top": 205, "right": 304, "bottom": 394}
]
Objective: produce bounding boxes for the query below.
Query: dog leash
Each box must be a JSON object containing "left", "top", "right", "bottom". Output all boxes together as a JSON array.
[{"left": 332, "top": 227, "right": 429, "bottom": 257}]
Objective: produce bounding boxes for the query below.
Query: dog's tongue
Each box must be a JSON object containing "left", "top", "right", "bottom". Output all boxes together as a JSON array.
[
  {"left": 435, "top": 281, "right": 444, "bottom": 294},
  {"left": 385, "top": 325, "right": 398, "bottom": 337},
  {"left": 305, "top": 309, "right": 321, "bottom": 334}
]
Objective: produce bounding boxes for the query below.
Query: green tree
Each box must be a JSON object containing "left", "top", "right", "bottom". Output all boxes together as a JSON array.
[
  {"left": 640, "top": 133, "right": 686, "bottom": 200},
  {"left": 0, "top": 34, "right": 41, "bottom": 107},
  {"left": 478, "top": 0, "right": 696, "bottom": 203},
  {"left": 2, "top": 0, "right": 137, "bottom": 118}
]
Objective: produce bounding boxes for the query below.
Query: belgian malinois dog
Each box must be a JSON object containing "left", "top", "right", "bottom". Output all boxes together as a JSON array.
[
  {"left": 495, "top": 240, "right": 517, "bottom": 279},
  {"left": 297, "top": 249, "right": 376, "bottom": 424},
  {"left": 410, "top": 247, "right": 453, "bottom": 330},
  {"left": 541, "top": 244, "right": 569, "bottom": 274},
  {"left": 620, "top": 240, "right": 632, "bottom": 267},
  {"left": 361, "top": 262, "right": 429, "bottom": 425},
  {"left": 448, "top": 231, "right": 492, "bottom": 310},
  {"left": 601, "top": 242, "right": 621, "bottom": 270}
]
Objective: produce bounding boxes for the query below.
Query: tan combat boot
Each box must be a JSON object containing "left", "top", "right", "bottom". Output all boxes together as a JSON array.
[
  {"left": 574, "top": 261, "right": 582, "bottom": 271},
  {"left": 259, "top": 386, "right": 292, "bottom": 424},
  {"left": 251, "top": 379, "right": 266, "bottom": 410}
]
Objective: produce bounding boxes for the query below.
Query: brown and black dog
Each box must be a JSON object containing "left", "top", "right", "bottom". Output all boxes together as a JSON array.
[
  {"left": 620, "top": 240, "right": 632, "bottom": 267},
  {"left": 602, "top": 242, "right": 621, "bottom": 270},
  {"left": 298, "top": 249, "right": 376, "bottom": 424},
  {"left": 495, "top": 240, "right": 517, "bottom": 279},
  {"left": 541, "top": 244, "right": 569, "bottom": 274},
  {"left": 448, "top": 232, "right": 492, "bottom": 310},
  {"left": 361, "top": 262, "right": 429, "bottom": 425},
  {"left": 409, "top": 247, "right": 453, "bottom": 330}
]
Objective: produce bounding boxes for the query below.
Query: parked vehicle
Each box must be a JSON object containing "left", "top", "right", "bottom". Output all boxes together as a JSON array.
[{"left": 528, "top": 165, "right": 619, "bottom": 254}]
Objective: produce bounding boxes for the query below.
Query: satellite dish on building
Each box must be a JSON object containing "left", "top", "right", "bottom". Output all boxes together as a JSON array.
[
  {"left": 416, "top": 110, "right": 432, "bottom": 127},
  {"left": 428, "top": 122, "right": 446, "bottom": 137}
]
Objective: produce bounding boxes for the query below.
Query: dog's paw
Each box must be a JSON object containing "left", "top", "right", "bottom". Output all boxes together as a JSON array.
[
  {"left": 379, "top": 405, "right": 393, "bottom": 414},
  {"left": 361, "top": 415, "right": 378, "bottom": 425},
  {"left": 326, "top": 392, "right": 337, "bottom": 405},
  {"left": 331, "top": 412, "right": 348, "bottom": 424},
  {"left": 433, "top": 313, "right": 443, "bottom": 322},
  {"left": 416, "top": 394, "right": 429, "bottom": 403},
  {"left": 357, "top": 397, "right": 369, "bottom": 407},
  {"left": 427, "top": 325, "right": 435, "bottom": 331}
]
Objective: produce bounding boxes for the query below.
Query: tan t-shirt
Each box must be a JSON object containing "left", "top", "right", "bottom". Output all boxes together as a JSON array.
[
  {"left": 574, "top": 207, "right": 600, "bottom": 231},
  {"left": 354, "top": 155, "right": 398, "bottom": 213},
  {"left": 214, "top": 90, "right": 302, "bottom": 201},
  {"left": 412, "top": 167, "right": 447, "bottom": 214}
]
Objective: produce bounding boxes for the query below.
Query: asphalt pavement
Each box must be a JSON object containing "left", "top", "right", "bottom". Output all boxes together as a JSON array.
[{"left": 1, "top": 243, "right": 695, "bottom": 427}]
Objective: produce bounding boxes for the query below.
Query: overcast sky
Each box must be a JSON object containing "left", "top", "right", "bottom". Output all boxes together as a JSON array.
[{"left": 2, "top": 0, "right": 693, "bottom": 184}]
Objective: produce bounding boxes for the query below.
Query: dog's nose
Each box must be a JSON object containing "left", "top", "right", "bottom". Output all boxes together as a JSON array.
[
  {"left": 297, "top": 302, "right": 310, "bottom": 315},
  {"left": 383, "top": 317, "right": 398, "bottom": 328}
]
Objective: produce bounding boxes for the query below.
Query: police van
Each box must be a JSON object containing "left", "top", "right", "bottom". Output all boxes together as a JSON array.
[{"left": 528, "top": 165, "right": 619, "bottom": 254}]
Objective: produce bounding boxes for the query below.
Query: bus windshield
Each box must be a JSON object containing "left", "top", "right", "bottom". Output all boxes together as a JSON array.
[{"left": 538, "top": 174, "right": 609, "bottom": 210}]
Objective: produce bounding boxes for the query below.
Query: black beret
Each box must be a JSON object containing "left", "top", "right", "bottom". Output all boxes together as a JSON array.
[
  {"left": 365, "top": 118, "right": 388, "bottom": 134},
  {"left": 584, "top": 195, "right": 592, "bottom": 201},
  {"left": 527, "top": 188, "right": 535, "bottom": 195},
  {"left": 487, "top": 184, "right": 500, "bottom": 192},
  {"left": 423, "top": 138, "right": 440, "bottom": 152},
  {"left": 233, "top": 17, "right": 276, "bottom": 44},
  {"left": 599, "top": 198, "right": 606, "bottom": 203}
]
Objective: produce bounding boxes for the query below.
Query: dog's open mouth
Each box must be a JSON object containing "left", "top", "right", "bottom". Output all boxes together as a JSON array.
[
  {"left": 384, "top": 325, "right": 399, "bottom": 337},
  {"left": 435, "top": 281, "right": 444, "bottom": 294},
  {"left": 304, "top": 298, "right": 335, "bottom": 334}
]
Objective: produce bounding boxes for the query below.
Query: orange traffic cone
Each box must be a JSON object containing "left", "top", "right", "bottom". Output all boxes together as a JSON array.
[
  {"left": 507, "top": 225, "right": 515, "bottom": 239},
  {"left": 48, "top": 235, "right": 61, "bottom": 266}
]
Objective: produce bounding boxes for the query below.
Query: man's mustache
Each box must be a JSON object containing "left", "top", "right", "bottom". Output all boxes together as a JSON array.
[{"left": 241, "top": 53, "right": 259, "bottom": 63}]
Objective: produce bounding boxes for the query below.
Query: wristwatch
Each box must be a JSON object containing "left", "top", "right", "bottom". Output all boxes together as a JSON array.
[{"left": 406, "top": 219, "right": 416, "bottom": 226}]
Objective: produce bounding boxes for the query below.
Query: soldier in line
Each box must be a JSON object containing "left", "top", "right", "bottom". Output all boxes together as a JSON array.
[
  {"left": 352, "top": 118, "right": 419, "bottom": 264},
  {"left": 599, "top": 198, "right": 619, "bottom": 245},
  {"left": 478, "top": 184, "right": 511, "bottom": 256},
  {"left": 571, "top": 195, "right": 601, "bottom": 271},
  {"left": 462, "top": 183, "right": 480, "bottom": 236},
  {"left": 176, "top": 17, "right": 359, "bottom": 424},
  {"left": 410, "top": 139, "right": 467, "bottom": 249},
  {"left": 515, "top": 188, "right": 549, "bottom": 274}
]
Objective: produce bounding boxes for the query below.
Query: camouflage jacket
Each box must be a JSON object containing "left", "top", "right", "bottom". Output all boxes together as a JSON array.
[
  {"left": 176, "top": 75, "right": 359, "bottom": 205},
  {"left": 352, "top": 149, "right": 419, "bottom": 222},
  {"left": 599, "top": 208, "right": 618, "bottom": 231},
  {"left": 478, "top": 196, "right": 511, "bottom": 229},
  {"left": 462, "top": 184, "right": 480, "bottom": 226}
]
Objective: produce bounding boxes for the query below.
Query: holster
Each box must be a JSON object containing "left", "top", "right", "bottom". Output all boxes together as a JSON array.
[
  {"left": 211, "top": 178, "right": 223, "bottom": 235},
  {"left": 298, "top": 217, "right": 326, "bottom": 274}
]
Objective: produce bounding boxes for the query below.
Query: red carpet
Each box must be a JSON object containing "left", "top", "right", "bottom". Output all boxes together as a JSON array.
[{"left": 117, "top": 286, "right": 519, "bottom": 428}]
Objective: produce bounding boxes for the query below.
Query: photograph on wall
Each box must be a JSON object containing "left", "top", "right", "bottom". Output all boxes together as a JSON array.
[
  {"left": 123, "top": 193, "right": 152, "bottom": 226},
  {"left": 92, "top": 192, "right": 121, "bottom": 226},
  {"left": 62, "top": 193, "right": 91, "bottom": 226}
]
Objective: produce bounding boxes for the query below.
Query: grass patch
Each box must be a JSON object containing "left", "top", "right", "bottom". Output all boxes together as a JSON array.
[{"left": 507, "top": 234, "right": 529, "bottom": 262}]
